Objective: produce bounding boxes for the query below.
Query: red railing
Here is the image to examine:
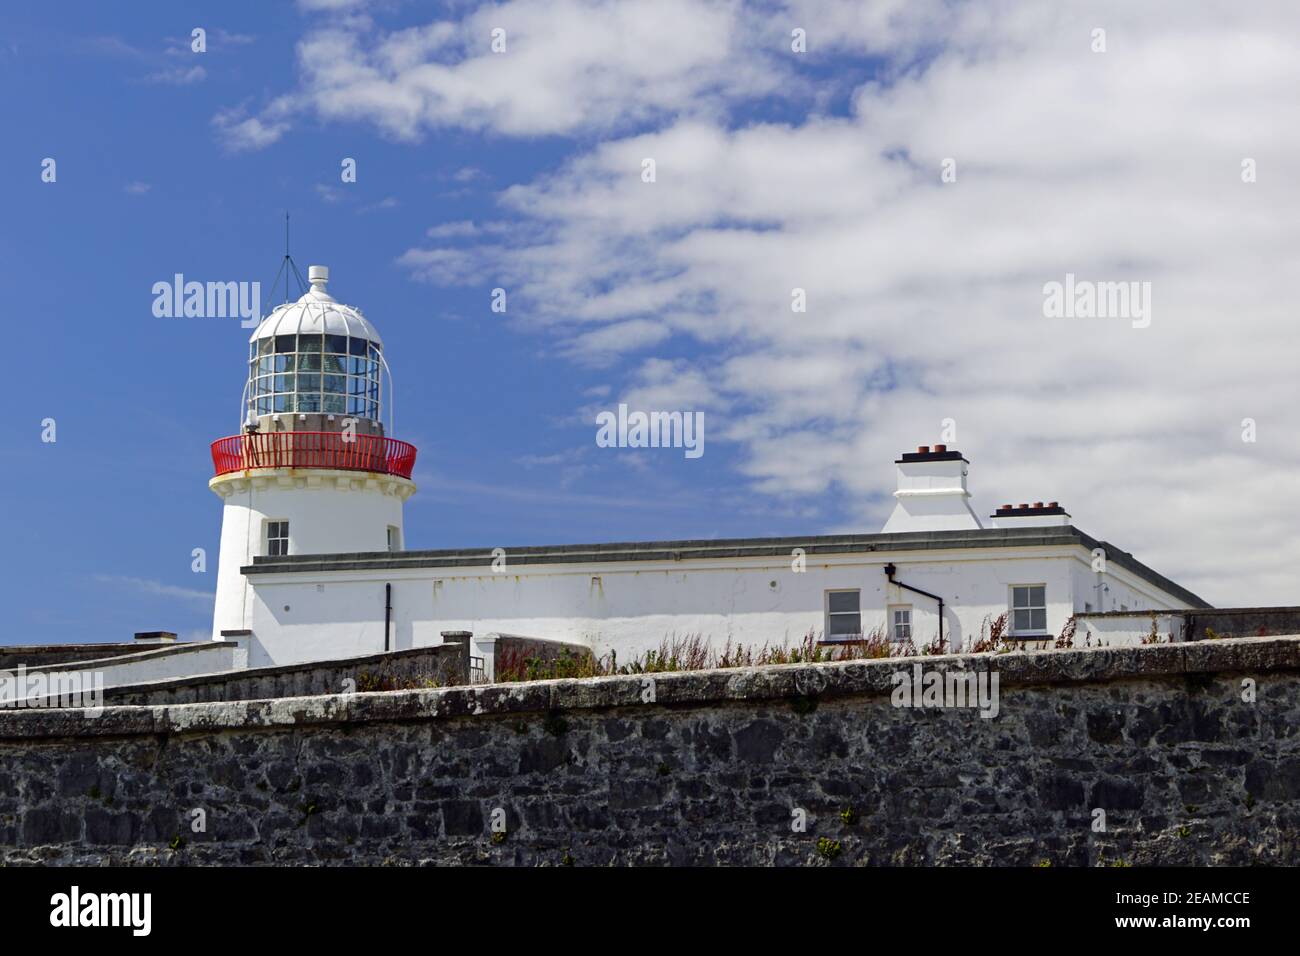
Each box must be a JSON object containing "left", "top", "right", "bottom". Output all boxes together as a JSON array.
[{"left": 211, "top": 432, "right": 417, "bottom": 479}]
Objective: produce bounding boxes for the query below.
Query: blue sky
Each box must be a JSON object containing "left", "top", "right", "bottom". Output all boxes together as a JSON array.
[{"left": 2, "top": 0, "right": 1297, "bottom": 643}]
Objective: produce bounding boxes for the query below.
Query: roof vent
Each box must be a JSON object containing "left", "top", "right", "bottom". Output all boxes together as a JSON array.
[
  {"left": 308, "top": 264, "right": 329, "bottom": 292},
  {"left": 991, "top": 501, "right": 1071, "bottom": 528}
]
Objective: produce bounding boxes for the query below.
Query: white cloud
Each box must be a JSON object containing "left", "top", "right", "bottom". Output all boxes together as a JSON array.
[
  {"left": 212, "top": 99, "right": 294, "bottom": 151},
  {"left": 225, "top": 0, "right": 1300, "bottom": 604},
  {"left": 219, "top": 0, "right": 799, "bottom": 147},
  {"left": 390, "top": 1, "right": 1300, "bottom": 605},
  {"left": 144, "top": 64, "right": 206, "bottom": 84},
  {"left": 93, "top": 575, "right": 213, "bottom": 607}
]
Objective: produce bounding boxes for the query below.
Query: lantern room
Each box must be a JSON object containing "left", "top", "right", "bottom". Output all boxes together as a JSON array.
[{"left": 244, "top": 265, "right": 387, "bottom": 430}]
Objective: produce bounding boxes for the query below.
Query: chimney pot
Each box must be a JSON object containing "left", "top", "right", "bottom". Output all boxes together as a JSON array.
[
  {"left": 1033, "top": 501, "right": 1044, "bottom": 509},
  {"left": 934, "top": 443, "right": 947, "bottom": 452},
  {"left": 1048, "top": 501, "right": 1059, "bottom": 508},
  {"left": 1001, "top": 503, "right": 1012, "bottom": 510},
  {"left": 1018, "top": 503, "right": 1029, "bottom": 509},
  {"left": 917, "top": 445, "right": 930, "bottom": 454}
]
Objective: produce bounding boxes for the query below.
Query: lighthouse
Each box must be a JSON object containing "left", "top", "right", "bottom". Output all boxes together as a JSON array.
[{"left": 208, "top": 265, "right": 417, "bottom": 650}]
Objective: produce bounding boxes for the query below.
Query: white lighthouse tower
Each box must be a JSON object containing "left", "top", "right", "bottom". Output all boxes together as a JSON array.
[{"left": 208, "top": 265, "right": 417, "bottom": 651}]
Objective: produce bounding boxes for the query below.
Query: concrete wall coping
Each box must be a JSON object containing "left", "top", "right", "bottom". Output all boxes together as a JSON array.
[
  {"left": 2, "top": 635, "right": 1297, "bottom": 742},
  {"left": 22, "top": 643, "right": 466, "bottom": 706},
  {"left": 0, "top": 641, "right": 236, "bottom": 675},
  {"left": 0, "top": 644, "right": 148, "bottom": 661}
]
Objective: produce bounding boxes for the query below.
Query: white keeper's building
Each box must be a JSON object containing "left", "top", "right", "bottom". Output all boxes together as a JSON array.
[{"left": 208, "top": 266, "right": 1210, "bottom": 676}]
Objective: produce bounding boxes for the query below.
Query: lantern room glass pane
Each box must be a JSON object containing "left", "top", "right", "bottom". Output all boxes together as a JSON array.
[
  {"left": 325, "top": 334, "right": 348, "bottom": 354},
  {"left": 299, "top": 334, "right": 323, "bottom": 353},
  {"left": 273, "top": 374, "right": 294, "bottom": 392},
  {"left": 296, "top": 393, "right": 320, "bottom": 412},
  {"left": 273, "top": 394, "right": 292, "bottom": 412},
  {"left": 258, "top": 337, "right": 273, "bottom": 356},
  {"left": 298, "top": 373, "right": 321, "bottom": 392},
  {"left": 323, "top": 394, "right": 345, "bottom": 414},
  {"left": 298, "top": 353, "right": 321, "bottom": 372},
  {"left": 349, "top": 337, "right": 368, "bottom": 356},
  {"left": 322, "top": 354, "right": 347, "bottom": 374},
  {"left": 323, "top": 374, "right": 345, "bottom": 394},
  {"left": 274, "top": 335, "right": 296, "bottom": 353},
  {"left": 273, "top": 354, "right": 294, "bottom": 373}
]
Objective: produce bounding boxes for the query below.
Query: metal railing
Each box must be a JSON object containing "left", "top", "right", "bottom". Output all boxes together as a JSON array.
[{"left": 211, "top": 431, "right": 417, "bottom": 479}]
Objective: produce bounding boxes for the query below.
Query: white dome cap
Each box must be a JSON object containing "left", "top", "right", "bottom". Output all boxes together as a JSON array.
[{"left": 248, "top": 264, "right": 383, "bottom": 348}]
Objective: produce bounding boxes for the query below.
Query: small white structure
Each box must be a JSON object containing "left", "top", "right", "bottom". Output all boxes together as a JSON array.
[
  {"left": 208, "top": 266, "right": 417, "bottom": 643},
  {"left": 882, "top": 446, "right": 982, "bottom": 532},
  {"left": 205, "top": 268, "right": 1209, "bottom": 672}
]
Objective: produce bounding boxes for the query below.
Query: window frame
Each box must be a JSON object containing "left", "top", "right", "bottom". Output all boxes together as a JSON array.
[
  {"left": 246, "top": 334, "right": 383, "bottom": 423},
  {"left": 824, "top": 588, "right": 863, "bottom": 641},
  {"left": 889, "top": 604, "right": 913, "bottom": 642},
  {"left": 265, "top": 519, "right": 290, "bottom": 557},
  {"left": 1009, "top": 584, "right": 1048, "bottom": 636}
]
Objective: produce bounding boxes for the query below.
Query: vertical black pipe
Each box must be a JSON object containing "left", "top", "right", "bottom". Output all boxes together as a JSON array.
[{"left": 384, "top": 583, "right": 392, "bottom": 653}]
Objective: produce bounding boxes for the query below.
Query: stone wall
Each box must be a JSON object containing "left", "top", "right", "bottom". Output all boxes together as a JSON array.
[
  {"left": 1, "top": 637, "right": 1298, "bottom": 865},
  {"left": 1184, "top": 607, "right": 1300, "bottom": 641},
  {"left": 488, "top": 633, "right": 593, "bottom": 677}
]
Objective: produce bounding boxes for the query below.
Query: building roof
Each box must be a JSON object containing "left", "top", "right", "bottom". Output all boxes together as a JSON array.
[
  {"left": 243, "top": 524, "right": 1212, "bottom": 608},
  {"left": 249, "top": 266, "right": 383, "bottom": 347}
]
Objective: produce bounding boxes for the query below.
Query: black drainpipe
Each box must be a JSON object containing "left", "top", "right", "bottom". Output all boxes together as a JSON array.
[
  {"left": 383, "top": 583, "right": 392, "bottom": 653},
  {"left": 883, "top": 563, "right": 945, "bottom": 650}
]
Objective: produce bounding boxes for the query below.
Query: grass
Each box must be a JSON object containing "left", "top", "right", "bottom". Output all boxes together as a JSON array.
[
  {"left": 492, "top": 613, "right": 1108, "bottom": 684},
  {"left": 493, "top": 628, "right": 924, "bottom": 683}
]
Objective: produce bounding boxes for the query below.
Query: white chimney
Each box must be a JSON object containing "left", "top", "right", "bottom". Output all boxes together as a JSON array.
[
  {"left": 989, "top": 501, "right": 1071, "bottom": 528},
  {"left": 881, "top": 445, "right": 983, "bottom": 533}
]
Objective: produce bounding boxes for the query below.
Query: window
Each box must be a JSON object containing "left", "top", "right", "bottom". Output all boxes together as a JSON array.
[
  {"left": 890, "top": 605, "right": 912, "bottom": 642},
  {"left": 387, "top": 525, "right": 401, "bottom": 553},
  {"left": 826, "top": 589, "right": 861, "bottom": 639},
  {"left": 245, "top": 334, "right": 383, "bottom": 423},
  {"left": 1010, "top": 585, "right": 1047, "bottom": 634},
  {"left": 266, "top": 520, "right": 289, "bottom": 557}
]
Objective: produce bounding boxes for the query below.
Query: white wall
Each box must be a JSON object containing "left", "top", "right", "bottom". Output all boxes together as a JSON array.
[
  {"left": 210, "top": 469, "right": 412, "bottom": 642},
  {"left": 1, "top": 642, "right": 247, "bottom": 704},
  {"left": 1078, "top": 612, "right": 1185, "bottom": 646},
  {"left": 240, "top": 543, "right": 1200, "bottom": 668}
]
